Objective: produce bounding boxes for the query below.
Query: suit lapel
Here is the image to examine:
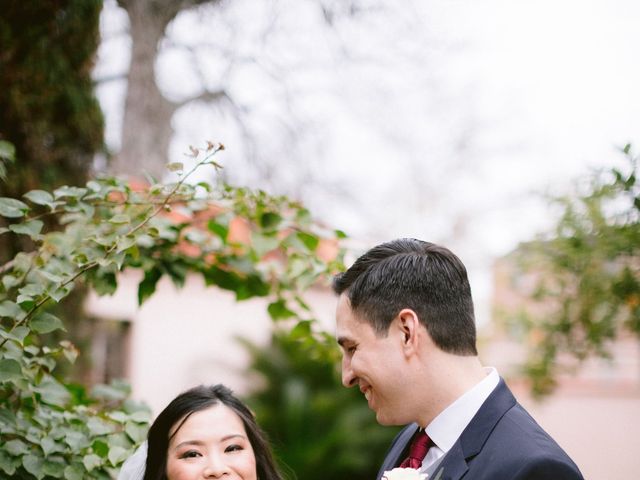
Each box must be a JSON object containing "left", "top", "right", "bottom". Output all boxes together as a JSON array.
[{"left": 435, "top": 379, "right": 516, "bottom": 480}]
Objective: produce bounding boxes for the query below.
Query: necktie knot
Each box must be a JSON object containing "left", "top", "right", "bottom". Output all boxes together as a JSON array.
[{"left": 399, "top": 430, "right": 431, "bottom": 469}]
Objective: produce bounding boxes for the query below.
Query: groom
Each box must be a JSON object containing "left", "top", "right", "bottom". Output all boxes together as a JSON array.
[{"left": 333, "top": 238, "right": 583, "bottom": 480}]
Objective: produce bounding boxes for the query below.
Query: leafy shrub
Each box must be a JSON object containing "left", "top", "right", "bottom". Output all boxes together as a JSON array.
[
  {"left": 501, "top": 145, "right": 639, "bottom": 396},
  {"left": 0, "top": 144, "right": 344, "bottom": 478}
]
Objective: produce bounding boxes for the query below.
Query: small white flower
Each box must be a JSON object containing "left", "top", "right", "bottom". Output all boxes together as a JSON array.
[{"left": 382, "top": 467, "right": 428, "bottom": 480}]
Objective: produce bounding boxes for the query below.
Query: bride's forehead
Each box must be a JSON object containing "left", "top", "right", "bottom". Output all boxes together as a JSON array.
[{"left": 170, "top": 404, "right": 245, "bottom": 439}]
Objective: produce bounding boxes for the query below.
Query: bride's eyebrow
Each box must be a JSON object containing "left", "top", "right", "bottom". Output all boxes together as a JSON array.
[
  {"left": 173, "top": 440, "right": 205, "bottom": 450},
  {"left": 221, "top": 434, "right": 247, "bottom": 442}
]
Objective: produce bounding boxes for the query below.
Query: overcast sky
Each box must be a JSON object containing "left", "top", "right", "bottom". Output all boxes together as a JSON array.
[{"left": 95, "top": 0, "right": 640, "bottom": 324}]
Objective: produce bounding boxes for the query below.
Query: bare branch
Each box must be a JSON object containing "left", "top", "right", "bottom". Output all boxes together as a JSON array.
[
  {"left": 0, "top": 258, "right": 14, "bottom": 276},
  {"left": 93, "top": 72, "right": 128, "bottom": 85},
  {"left": 175, "top": 89, "right": 227, "bottom": 109}
]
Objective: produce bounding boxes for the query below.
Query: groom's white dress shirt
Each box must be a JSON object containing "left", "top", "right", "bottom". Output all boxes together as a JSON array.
[{"left": 419, "top": 367, "right": 500, "bottom": 474}]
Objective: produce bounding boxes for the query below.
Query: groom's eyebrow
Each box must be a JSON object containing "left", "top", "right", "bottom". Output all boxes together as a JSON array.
[{"left": 337, "top": 337, "right": 350, "bottom": 348}]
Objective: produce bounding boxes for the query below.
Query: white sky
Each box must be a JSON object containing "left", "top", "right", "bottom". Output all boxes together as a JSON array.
[{"left": 95, "top": 0, "right": 640, "bottom": 325}]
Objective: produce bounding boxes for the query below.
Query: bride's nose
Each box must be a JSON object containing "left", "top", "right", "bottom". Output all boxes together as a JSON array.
[{"left": 203, "top": 453, "right": 231, "bottom": 478}]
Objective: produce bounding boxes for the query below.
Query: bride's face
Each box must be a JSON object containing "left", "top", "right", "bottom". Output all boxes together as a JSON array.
[{"left": 166, "top": 404, "right": 257, "bottom": 480}]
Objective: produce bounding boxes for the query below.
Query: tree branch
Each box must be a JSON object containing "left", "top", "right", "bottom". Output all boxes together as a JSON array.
[
  {"left": 93, "top": 72, "right": 128, "bottom": 85},
  {"left": 175, "top": 89, "right": 227, "bottom": 109}
]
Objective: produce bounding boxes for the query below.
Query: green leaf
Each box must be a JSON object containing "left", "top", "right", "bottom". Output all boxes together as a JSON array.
[
  {"left": 42, "top": 458, "right": 65, "bottom": 477},
  {"left": 268, "top": 299, "right": 297, "bottom": 321},
  {"left": 109, "top": 214, "right": 130, "bottom": 224},
  {"left": 260, "top": 212, "right": 283, "bottom": 230},
  {"left": 64, "top": 464, "right": 84, "bottom": 480},
  {"left": 0, "top": 300, "right": 23, "bottom": 318},
  {"left": 107, "top": 411, "right": 129, "bottom": 423},
  {"left": 60, "top": 340, "right": 79, "bottom": 364},
  {"left": 41, "top": 437, "right": 58, "bottom": 456},
  {"left": 297, "top": 232, "right": 319, "bottom": 251},
  {"left": 48, "top": 283, "right": 74, "bottom": 303},
  {"left": 202, "top": 266, "right": 240, "bottom": 291},
  {"left": 82, "top": 454, "right": 102, "bottom": 472},
  {"left": 4, "top": 439, "right": 29, "bottom": 456},
  {"left": 53, "top": 186, "right": 87, "bottom": 199},
  {"left": 128, "top": 410, "right": 151, "bottom": 423},
  {"left": 91, "top": 270, "right": 118, "bottom": 296},
  {"left": 92, "top": 440, "right": 109, "bottom": 458},
  {"left": 207, "top": 219, "right": 229, "bottom": 241},
  {"left": 18, "top": 282, "right": 46, "bottom": 298},
  {"left": 92, "top": 382, "right": 129, "bottom": 401},
  {"left": 87, "top": 417, "right": 114, "bottom": 436},
  {"left": 0, "top": 449, "right": 19, "bottom": 475},
  {"left": 35, "top": 376, "right": 70, "bottom": 407},
  {"left": 0, "top": 359, "right": 22, "bottom": 383},
  {"left": 108, "top": 446, "right": 129, "bottom": 466},
  {"left": 37, "top": 269, "right": 64, "bottom": 283},
  {"left": 31, "top": 312, "right": 66, "bottom": 334},
  {"left": 167, "top": 162, "right": 184, "bottom": 172},
  {"left": 22, "top": 454, "right": 44, "bottom": 480},
  {"left": 1, "top": 274, "right": 20, "bottom": 290},
  {"left": 64, "top": 431, "right": 90, "bottom": 451},
  {"left": 251, "top": 232, "right": 280, "bottom": 258},
  {"left": 0, "top": 326, "right": 30, "bottom": 345},
  {"left": 116, "top": 235, "right": 136, "bottom": 253},
  {"left": 196, "top": 181, "right": 211, "bottom": 192},
  {"left": 0, "top": 140, "right": 16, "bottom": 162},
  {"left": 0, "top": 197, "right": 29, "bottom": 218},
  {"left": 335, "top": 229, "right": 348, "bottom": 239},
  {"left": 125, "top": 421, "right": 148, "bottom": 443},
  {"left": 9, "top": 219, "right": 44, "bottom": 237},
  {"left": 0, "top": 406, "right": 16, "bottom": 427},
  {"left": 13, "top": 252, "right": 34, "bottom": 272},
  {"left": 295, "top": 207, "right": 312, "bottom": 225},
  {"left": 23, "top": 190, "right": 54, "bottom": 206},
  {"left": 138, "top": 268, "right": 162, "bottom": 305},
  {"left": 290, "top": 320, "right": 312, "bottom": 339}
]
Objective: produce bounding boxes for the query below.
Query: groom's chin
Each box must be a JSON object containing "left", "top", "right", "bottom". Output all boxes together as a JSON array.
[{"left": 375, "top": 410, "right": 402, "bottom": 426}]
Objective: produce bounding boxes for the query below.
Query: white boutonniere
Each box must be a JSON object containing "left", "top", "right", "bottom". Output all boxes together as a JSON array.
[{"left": 381, "top": 467, "right": 428, "bottom": 480}]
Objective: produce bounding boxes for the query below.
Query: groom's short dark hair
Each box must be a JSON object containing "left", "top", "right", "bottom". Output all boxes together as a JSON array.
[{"left": 332, "top": 238, "right": 477, "bottom": 356}]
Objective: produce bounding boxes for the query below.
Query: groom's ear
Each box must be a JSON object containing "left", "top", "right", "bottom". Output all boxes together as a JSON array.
[{"left": 396, "top": 308, "right": 421, "bottom": 356}]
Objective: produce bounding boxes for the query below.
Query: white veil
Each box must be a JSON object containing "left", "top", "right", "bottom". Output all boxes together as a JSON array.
[{"left": 117, "top": 441, "right": 148, "bottom": 480}]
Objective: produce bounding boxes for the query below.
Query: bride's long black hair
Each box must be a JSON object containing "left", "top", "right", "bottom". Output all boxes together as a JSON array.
[{"left": 143, "top": 384, "right": 283, "bottom": 480}]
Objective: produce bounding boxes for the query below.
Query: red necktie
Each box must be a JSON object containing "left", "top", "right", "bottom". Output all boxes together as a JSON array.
[{"left": 399, "top": 430, "right": 431, "bottom": 469}]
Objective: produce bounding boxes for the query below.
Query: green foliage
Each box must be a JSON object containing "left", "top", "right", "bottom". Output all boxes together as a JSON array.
[
  {"left": 0, "top": 0, "right": 104, "bottom": 200},
  {"left": 503, "top": 145, "right": 639, "bottom": 397},
  {"left": 241, "top": 331, "right": 398, "bottom": 480},
  {"left": 0, "top": 140, "right": 16, "bottom": 182},
  {"left": 0, "top": 144, "right": 345, "bottom": 478}
]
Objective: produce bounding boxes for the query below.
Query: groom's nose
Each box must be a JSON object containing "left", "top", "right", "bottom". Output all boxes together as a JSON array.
[{"left": 341, "top": 356, "right": 356, "bottom": 387}]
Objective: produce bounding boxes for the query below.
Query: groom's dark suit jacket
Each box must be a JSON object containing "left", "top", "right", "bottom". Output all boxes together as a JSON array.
[{"left": 377, "top": 379, "right": 584, "bottom": 480}]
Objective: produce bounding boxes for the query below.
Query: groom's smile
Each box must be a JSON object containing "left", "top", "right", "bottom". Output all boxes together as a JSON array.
[{"left": 360, "top": 383, "right": 372, "bottom": 403}]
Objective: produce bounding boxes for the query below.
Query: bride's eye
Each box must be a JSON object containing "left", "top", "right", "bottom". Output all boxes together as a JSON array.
[
  {"left": 179, "top": 450, "right": 201, "bottom": 459},
  {"left": 225, "top": 444, "right": 244, "bottom": 453}
]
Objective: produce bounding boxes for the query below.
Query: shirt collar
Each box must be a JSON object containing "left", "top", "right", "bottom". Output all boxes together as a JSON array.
[{"left": 425, "top": 367, "right": 499, "bottom": 453}]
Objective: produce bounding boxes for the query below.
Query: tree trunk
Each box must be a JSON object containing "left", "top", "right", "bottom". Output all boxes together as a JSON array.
[
  {"left": 111, "top": 0, "right": 219, "bottom": 180},
  {"left": 111, "top": 1, "right": 176, "bottom": 180}
]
